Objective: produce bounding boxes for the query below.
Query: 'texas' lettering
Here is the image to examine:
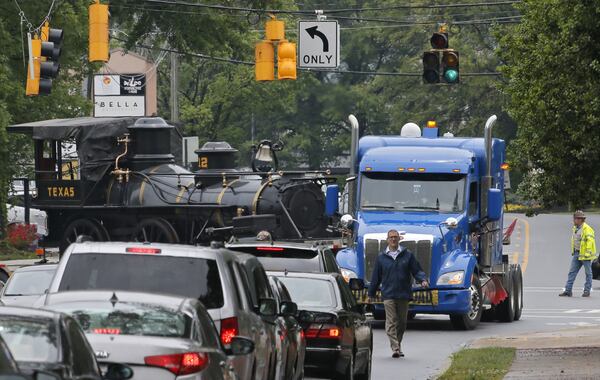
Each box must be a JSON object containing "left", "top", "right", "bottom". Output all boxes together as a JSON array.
[{"left": 47, "top": 186, "right": 75, "bottom": 198}]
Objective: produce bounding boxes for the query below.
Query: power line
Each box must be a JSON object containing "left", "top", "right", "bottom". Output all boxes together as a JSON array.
[
  {"left": 113, "top": 36, "right": 501, "bottom": 78},
  {"left": 142, "top": 0, "right": 520, "bottom": 15}
]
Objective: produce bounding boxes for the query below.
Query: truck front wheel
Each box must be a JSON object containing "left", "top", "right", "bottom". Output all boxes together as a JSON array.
[{"left": 450, "top": 274, "right": 482, "bottom": 330}]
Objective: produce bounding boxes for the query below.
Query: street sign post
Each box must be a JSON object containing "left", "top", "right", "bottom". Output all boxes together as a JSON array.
[{"left": 298, "top": 20, "right": 340, "bottom": 68}]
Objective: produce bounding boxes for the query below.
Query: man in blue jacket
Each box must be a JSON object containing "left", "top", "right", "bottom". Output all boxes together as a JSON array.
[{"left": 368, "top": 229, "right": 428, "bottom": 358}]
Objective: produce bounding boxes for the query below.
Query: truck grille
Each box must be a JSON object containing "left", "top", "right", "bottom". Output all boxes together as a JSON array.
[{"left": 364, "top": 239, "right": 432, "bottom": 281}]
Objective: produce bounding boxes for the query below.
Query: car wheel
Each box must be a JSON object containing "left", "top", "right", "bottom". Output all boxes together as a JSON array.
[
  {"left": 333, "top": 353, "right": 354, "bottom": 380},
  {"left": 450, "top": 274, "right": 483, "bottom": 330},
  {"left": 355, "top": 344, "right": 372, "bottom": 380}
]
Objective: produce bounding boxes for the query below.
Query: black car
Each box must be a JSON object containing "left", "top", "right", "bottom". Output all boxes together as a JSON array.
[
  {"left": 227, "top": 240, "right": 341, "bottom": 274},
  {"left": 0, "top": 306, "right": 131, "bottom": 380},
  {"left": 270, "top": 272, "right": 373, "bottom": 380}
]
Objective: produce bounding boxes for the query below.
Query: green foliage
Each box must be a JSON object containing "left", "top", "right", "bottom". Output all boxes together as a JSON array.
[
  {"left": 498, "top": 0, "right": 600, "bottom": 208},
  {"left": 438, "top": 347, "right": 515, "bottom": 380}
]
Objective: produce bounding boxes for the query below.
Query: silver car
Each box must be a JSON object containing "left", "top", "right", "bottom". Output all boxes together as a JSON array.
[
  {"left": 1, "top": 264, "right": 57, "bottom": 307},
  {"left": 44, "top": 290, "right": 255, "bottom": 380},
  {"left": 43, "top": 242, "right": 277, "bottom": 380}
]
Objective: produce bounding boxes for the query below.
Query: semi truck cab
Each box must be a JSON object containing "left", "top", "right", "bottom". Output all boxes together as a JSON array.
[{"left": 337, "top": 115, "right": 523, "bottom": 330}]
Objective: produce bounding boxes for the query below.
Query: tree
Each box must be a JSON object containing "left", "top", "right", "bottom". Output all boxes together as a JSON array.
[{"left": 498, "top": 0, "right": 600, "bottom": 208}]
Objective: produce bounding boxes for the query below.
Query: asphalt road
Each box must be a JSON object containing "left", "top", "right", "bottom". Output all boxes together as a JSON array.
[{"left": 308, "top": 213, "right": 600, "bottom": 380}]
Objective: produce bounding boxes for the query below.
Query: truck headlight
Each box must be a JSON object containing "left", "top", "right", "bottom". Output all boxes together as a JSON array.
[
  {"left": 437, "top": 271, "right": 464, "bottom": 285},
  {"left": 340, "top": 268, "right": 358, "bottom": 283}
]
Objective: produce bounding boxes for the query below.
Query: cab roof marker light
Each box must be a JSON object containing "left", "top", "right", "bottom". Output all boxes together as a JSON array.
[
  {"left": 452, "top": 169, "right": 460, "bottom": 173},
  {"left": 365, "top": 167, "right": 372, "bottom": 171},
  {"left": 501, "top": 163, "right": 510, "bottom": 170},
  {"left": 126, "top": 247, "right": 161, "bottom": 254},
  {"left": 407, "top": 168, "right": 415, "bottom": 172},
  {"left": 398, "top": 167, "right": 405, "bottom": 171},
  {"left": 418, "top": 168, "right": 425, "bottom": 172},
  {"left": 427, "top": 120, "right": 437, "bottom": 128}
]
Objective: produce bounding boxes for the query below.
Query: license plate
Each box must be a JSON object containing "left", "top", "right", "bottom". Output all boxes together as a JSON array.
[{"left": 352, "top": 288, "right": 438, "bottom": 306}]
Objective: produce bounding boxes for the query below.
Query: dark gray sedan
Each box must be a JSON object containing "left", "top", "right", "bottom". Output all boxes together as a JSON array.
[{"left": 44, "top": 290, "right": 255, "bottom": 380}]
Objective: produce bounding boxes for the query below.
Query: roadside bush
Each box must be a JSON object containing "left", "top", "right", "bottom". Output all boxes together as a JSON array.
[{"left": 6, "top": 223, "right": 37, "bottom": 250}]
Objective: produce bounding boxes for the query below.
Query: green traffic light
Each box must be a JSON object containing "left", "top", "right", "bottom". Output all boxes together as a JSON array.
[{"left": 444, "top": 69, "right": 458, "bottom": 83}]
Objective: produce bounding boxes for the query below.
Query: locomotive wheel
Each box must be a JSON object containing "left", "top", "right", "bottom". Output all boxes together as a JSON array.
[
  {"left": 133, "top": 218, "right": 179, "bottom": 244},
  {"left": 60, "top": 218, "right": 110, "bottom": 254}
]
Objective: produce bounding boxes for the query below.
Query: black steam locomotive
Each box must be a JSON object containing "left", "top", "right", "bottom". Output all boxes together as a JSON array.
[{"left": 8, "top": 117, "right": 340, "bottom": 251}]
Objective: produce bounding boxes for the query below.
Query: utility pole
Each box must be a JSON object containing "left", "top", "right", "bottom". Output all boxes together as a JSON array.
[
  {"left": 170, "top": 52, "right": 179, "bottom": 122},
  {"left": 251, "top": 113, "right": 255, "bottom": 144}
]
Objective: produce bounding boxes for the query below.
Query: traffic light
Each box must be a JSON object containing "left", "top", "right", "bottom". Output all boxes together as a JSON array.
[
  {"left": 277, "top": 40, "right": 296, "bottom": 80},
  {"left": 442, "top": 51, "right": 459, "bottom": 84},
  {"left": 26, "top": 25, "right": 62, "bottom": 96},
  {"left": 430, "top": 31, "right": 448, "bottom": 49},
  {"left": 89, "top": 0, "right": 109, "bottom": 62},
  {"left": 255, "top": 41, "right": 274, "bottom": 81},
  {"left": 422, "top": 51, "right": 440, "bottom": 84},
  {"left": 255, "top": 17, "right": 296, "bottom": 81}
]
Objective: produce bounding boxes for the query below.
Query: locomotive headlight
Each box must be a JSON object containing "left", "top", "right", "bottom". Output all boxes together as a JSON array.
[
  {"left": 340, "top": 268, "right": 358, "bottom": 283},
  {"left": 437, "top": 270, "right": 464, "bottom": 285}
]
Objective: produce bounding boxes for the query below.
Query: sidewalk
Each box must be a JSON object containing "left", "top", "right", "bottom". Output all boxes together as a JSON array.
[
  {"left": 0, "top": 251, "right": 59, "bottom": 272},
  {"left": 469, "top": 327, "right": 600, "bottom": 379}
]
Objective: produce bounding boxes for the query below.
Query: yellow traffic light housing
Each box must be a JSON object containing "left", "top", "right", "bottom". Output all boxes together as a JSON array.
[
  {"left": 265, "top": 18, "right": 284, "bottom": 41},
  {"left": 89, "top": 0, "right": 109, "bottom": 62},
  {"left": 277, "top": 40, "right": 297, "bottom": 80},
  {"left": 26, "top": 32, "right": 60, "bottom": 96},
  {"left": 255, "top": 41, "right": 275, "bottom": 81}
]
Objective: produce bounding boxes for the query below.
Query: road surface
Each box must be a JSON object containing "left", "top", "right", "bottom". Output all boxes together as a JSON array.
[{"left": 308, "top": 213, "right": 600, "bottom": 380}]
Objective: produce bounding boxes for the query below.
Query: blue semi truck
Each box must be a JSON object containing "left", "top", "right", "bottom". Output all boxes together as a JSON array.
[{"left": 336, "top": 115, "right": 523, "bottom": 330}]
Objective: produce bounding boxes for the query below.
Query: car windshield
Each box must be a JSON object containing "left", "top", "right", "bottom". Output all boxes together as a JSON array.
[
  {"left": 52, "top": 302, "right": 190, "bottom": 338},
  {"left": 0, "top": 317, "right": 59, "bottom": 363},
  {"left": 277, "top": 277, "right": 337, "bottom": 309},
  {"left": 4, "top": 268, "right": 56, "bottom": 296},
  {"left": 58, "top": 254, "right": 224, "bottom": 309},
  {"left": 360, "top": 172, "right": 466, "bottom": 212},
  {"left": 230, "top": 247, "right": 320, "bottom": 272}
]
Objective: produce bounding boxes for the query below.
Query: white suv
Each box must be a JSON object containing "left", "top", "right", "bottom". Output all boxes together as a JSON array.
[{"left": 43, "top": 241, "right": 278, "bottom": 380}]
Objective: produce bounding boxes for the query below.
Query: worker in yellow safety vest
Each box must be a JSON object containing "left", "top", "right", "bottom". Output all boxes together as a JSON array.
[{"left": 559, "top": 210, "right": 597, "bottom": 297}]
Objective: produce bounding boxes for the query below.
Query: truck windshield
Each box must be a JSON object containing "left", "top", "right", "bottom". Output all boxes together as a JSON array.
[{"left": 360, "top": 172, "right": 466, "bottom": 213}]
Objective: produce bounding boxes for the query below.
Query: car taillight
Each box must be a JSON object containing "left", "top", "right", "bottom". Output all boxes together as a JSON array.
[
  {"left": 126, "top": 247, "right": 161, "bottom": 254},
  {"left": 144, "top": 352, "right": 208, "bottom": 375},
  {"left": 304, "top": 323, "right": 342, "bottom": 340},
  {"left": 220, "top": 317, "right": 238, "bottom": 345}
]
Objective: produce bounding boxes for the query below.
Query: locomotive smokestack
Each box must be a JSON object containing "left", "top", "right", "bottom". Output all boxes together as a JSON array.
[{"left": 128, "top": 117, "right": 175, "bottom": 170}]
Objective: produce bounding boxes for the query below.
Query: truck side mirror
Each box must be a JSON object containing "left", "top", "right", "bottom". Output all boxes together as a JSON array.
[
  {"left": 325, "top": 185, "right": 340, "bottom": 217},
  {"left": 487, "top": 188, "right": 503, "bottom": 222}
]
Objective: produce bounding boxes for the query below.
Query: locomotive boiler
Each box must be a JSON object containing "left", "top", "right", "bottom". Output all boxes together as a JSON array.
[{"left": 8, "top": 117, "right": 339, "bottom": 252}]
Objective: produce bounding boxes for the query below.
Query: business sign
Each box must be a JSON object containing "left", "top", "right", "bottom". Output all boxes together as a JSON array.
[
  {"left": 298, "top": 21, "right": 340, "bottom": 68},
  {"left": 93, "top": 74, "right": 146, "bottom": 117}
]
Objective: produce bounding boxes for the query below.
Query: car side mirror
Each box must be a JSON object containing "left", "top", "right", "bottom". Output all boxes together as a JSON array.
[
  {"left": 104, "top": 363, "right": 134, "bottom": 380},
  {"left": 258, "top": 298, "right": 277, "bottom": 317},
  {"left": 348, "top": 278, "right": 365, "bottom": 291},
  {"left": 279, "top": 300, "right": 298, "bottom": 317},
  {"left": 228, "top": 336, "right": 255, "bottom": 356},
  {"left": 297, "top": 310, "right": 315, "bottom": 323}
]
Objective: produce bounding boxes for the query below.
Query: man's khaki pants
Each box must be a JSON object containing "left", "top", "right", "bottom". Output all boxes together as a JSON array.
[{"left": 383, "top": 299, "right": 409, "bottom": 353}]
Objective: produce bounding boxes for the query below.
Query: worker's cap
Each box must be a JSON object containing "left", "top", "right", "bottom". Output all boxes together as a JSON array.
[{"left": 573, "top": 210, "right": 586, "bottom": 219}]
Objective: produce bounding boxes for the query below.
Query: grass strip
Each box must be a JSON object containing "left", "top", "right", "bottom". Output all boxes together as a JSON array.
[{"left": 438, "top": 347, "right": 516, "bottom": 380}]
